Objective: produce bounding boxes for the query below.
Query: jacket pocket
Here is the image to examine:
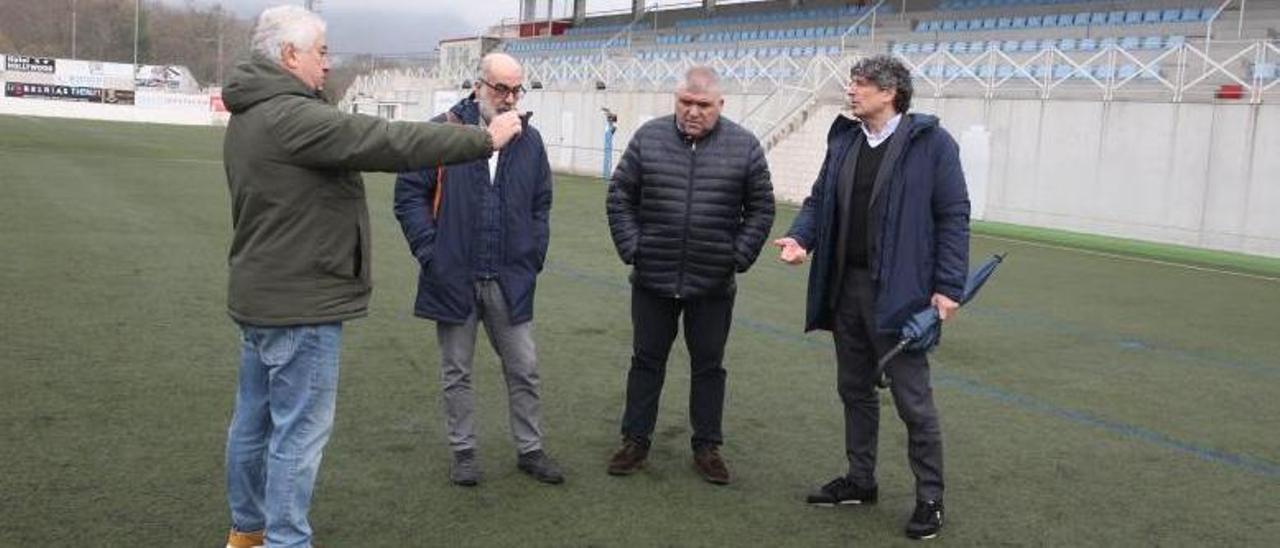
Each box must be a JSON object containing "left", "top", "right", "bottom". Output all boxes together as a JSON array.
[{"left": 352, "top": 222, "right": 363, "bottom": 279}]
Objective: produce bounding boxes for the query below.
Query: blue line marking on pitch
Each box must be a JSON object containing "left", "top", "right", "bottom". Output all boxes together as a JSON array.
[{"left": 545, "top": 262, "right": 1280, "bottom": 480}]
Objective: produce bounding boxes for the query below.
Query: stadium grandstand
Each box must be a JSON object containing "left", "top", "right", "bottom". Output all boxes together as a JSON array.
[{"left": 341, "top": 0, "right": 1279, "bottom": 259}]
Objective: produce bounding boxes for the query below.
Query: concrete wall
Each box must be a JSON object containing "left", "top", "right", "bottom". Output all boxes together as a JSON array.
[
  {"left": 0, "top": 91, "right": 224, "bottom": 126},
  {"left": 506, "top": 87, "right": 1280, "bottom": 257}
]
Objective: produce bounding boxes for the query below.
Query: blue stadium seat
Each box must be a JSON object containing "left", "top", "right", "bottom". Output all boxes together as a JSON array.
[
  {"left": 923, "top": 42, "right": 937, "bottom": 53},
  {"left": 952, "top": 41, "right": 969, "bottom": 54},
  {"left": 1142, "top": 10, "right": 1160, "bottom": 24},
  {"left": 982, "top": 18, "right": 997, "bottom": 30},
  {"left": 939, "top": 41, "right": 953, "bottom": 53},
  {"left": 1074, "top": 13, "right": 1090, "bottom": 27},
  {"left": 1100, "top": 36, "right": 1117, "bottom": 49},
  {"left": 915, "top": 21, "right": 929, "bottom": 32},
  {"left": 1019, "top": 39, "right": 1038, "bottom": 53},
  {"left": 1141, "top": 36, "right": 1162, "bottom": 50},
  {"left": 1166, "top": 35, "right": 1186, "bottom": 49},
  {"left": 1120, "top": 36, "right": 1141, "bottom": 49},
  {"left": 1118, "top": 64, "right": 1137, "bottom": 78},
  {"left": 1107, "top": 11, "right": 1125, "bottom": 25},
  {"left": 1255, "top": 63, "right": 1278, "bottom": 80},
  {"left": 905, "top": 43, "right": 921, "bottom": 54},
  {"left": 1124, "top": 11, "right": 1142, "bottom": 25},
  {"left": 1011, "top": 17, "right": 1026, "bottom": 29},
  {"left": 970, "top": 40, "right": 988, "bottom": 52},
  {"left": 998, "top": 17, "right": 1012, "bottom": 29},
  {"left": 891, "top": 42, "right": 905, "bottom": 55},
  {"left": 1002, "top": 40, "right": 1019, "bottom": 53},
  {"left": 1054, "top": 64, "right": 1073, "bottom": 79},
  {"left": 1161, "top": 9, "right": 1181, "bottom": 23},
  {"left": 1026, "top": 15, "right": 1042, "bottom": 28},
  {"left": 1060, "top": 38, "right": 1078, "bottom": 51},
  {"left": 1079, "top": 38, "right": 1097, "bottom": 52},
  {"left": 1042, "top": 14, "right": 1058, "bottom": 28},
  {"left": 1180, "top": 8, "right": 1201, "bottom": 22}
]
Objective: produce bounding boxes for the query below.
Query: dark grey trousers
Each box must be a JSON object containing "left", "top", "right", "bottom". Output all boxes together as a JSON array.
[{"left": 833, "top": 268, "right": 944, "bottom": 502}]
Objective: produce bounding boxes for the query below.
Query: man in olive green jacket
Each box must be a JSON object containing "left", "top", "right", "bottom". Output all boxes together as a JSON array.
[{"left": 220, "top": 6, "right": 523, "bottom": 548}]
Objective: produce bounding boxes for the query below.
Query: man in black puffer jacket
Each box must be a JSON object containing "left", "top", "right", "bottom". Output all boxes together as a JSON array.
[{"left": 605, "top": 66, "right": 775, "bottom": 485}]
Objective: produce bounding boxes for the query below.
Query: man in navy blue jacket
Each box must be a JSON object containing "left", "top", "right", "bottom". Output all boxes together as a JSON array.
[
  {"left": 775, "top": 55, "right": 969, "bottom": 540},
  {"left": 393, "top": 53, "right": 562, "bottom": 487}
]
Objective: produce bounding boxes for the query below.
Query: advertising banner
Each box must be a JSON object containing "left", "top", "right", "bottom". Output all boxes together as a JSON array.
[
  {"left": 5, "top": 55, "right": 56, "bottom": 74},
  {"left": 5, "top": 82, "right": 102, "bottom": 102},
  {"left": 4, "top": 82, "right": 135, "bottom": 105}
]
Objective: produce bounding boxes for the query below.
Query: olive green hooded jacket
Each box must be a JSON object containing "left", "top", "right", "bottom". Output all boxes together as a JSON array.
[{"left": 222, "top": 55, "right": 493, "bottom": 326}]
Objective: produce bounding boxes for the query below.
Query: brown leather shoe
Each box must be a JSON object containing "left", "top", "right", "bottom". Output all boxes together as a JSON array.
[
  {"left": 225, "top": 529, "right": 264, "bottom": 548},
  {"left": 607, "top": 438, "right": 649, "bottom": 475},
  {"left": 693, "top": 446, "right": 731, "bottom": 485}
]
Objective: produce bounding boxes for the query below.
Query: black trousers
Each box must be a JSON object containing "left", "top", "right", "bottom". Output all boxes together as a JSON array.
[
  {"left": 621, "top": 285, "right": 735, "bottom": 451},
  {"left": 833, "top": 268, "right": 944, "bottom": 502}
]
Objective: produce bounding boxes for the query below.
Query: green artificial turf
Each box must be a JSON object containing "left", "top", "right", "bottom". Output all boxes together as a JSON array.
[{"left": 2, "top": 115, "right": 1277, "bottom": 546}]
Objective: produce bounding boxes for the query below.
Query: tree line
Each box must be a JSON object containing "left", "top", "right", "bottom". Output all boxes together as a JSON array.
[{"left": 0, "top": 1, "right": 253, "bottom": 87}]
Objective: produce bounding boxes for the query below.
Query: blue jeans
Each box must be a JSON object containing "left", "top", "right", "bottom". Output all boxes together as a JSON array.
[{"left": 226, "top": 323, "right": 342, "bottom": 548}]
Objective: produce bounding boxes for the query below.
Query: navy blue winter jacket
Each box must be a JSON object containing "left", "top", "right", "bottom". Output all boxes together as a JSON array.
[
  {"left": 393, "top": 96, "right": 552, "bottom": 324},
  {"left": 786, "top": 113, "right": 970, "bottom": 333}
]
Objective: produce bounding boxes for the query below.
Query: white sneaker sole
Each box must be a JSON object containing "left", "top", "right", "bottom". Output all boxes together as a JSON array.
[{"left": 808, "top": 499, "right": 871, "bottom": 507}]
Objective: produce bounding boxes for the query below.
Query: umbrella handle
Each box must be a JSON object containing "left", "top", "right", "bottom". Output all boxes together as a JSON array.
[{"left": 874, "top": 339, "right": 910, "bottom": 389}]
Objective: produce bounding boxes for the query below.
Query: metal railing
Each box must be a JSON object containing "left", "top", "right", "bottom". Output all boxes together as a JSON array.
[
  {"left": 840, "top": 0, "right": 889, "bottom": 55},
  {"left": 356, "top": 40, "right": 1280, "bottom": 107}
]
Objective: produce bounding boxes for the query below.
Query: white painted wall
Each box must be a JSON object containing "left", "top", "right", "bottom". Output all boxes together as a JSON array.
[
  {"left": 0, "top": 92, "right": 224, "bottom": 126},
  {"left": 514, "top": 88, "right": 1280, "bottom": 258}
]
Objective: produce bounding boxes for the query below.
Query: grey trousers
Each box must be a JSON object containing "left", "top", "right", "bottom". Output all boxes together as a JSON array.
[
  {"left": 833, "top": 268, "right": 944, "bottom": 502},
  {"left": 436, "top": 280, "right": 544, "bottom": 455}
]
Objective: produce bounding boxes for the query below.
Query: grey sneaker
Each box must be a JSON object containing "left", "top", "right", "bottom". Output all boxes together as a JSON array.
[
  {"left": 450, "top": 449, "right": 481, "bottom": 486},
  {"left": 517, "top": 449, "right": 565, "bottom": 484}
]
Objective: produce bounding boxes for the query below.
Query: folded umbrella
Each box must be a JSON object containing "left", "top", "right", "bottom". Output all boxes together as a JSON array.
[{"left": 875, "top": 253, "right": 1006, "bottom": 388}]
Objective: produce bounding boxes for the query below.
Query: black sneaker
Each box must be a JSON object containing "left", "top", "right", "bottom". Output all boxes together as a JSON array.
[
  {"left": 517, "top": 449, "right": 565, "bottom": 484},
  {"left": 805, "top": 476, "right": 878, "bottom": 506},
  {"left": 905, "top": 499, "right": 944, "bottom": 540},
  {"left": 450, "top": 449, "right": 481, "bottom": 486}
]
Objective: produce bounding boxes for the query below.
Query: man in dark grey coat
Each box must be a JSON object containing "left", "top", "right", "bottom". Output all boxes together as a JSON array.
[{"left": 605, "top": 66, "right": 775, "bottom": 485}]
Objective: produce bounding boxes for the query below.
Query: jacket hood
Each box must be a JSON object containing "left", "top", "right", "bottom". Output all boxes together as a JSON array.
[
  {"left": 827, "top": 112, "right": 940, "bottom": 144},
  {"left": 222, "top": 54, "right": 322, "bottom": 114}
]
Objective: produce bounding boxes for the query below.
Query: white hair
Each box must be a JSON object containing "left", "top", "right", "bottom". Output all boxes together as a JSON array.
[
  {"left": 677, "top": 65, "right": 721, "bottom": 95},
  {"left": 251, "top": 5, "right": 327, "bottom": 63}
]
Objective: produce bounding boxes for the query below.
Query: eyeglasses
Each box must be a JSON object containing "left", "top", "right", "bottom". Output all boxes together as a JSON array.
[{"left": 477, "top": 78, "right": 526, "bottom": 99}]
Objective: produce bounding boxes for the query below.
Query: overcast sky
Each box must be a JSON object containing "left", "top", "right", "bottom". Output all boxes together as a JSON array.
[
  {"left": 159, "top": 0, "right": 659, "bottom": 54},
  {"left": 172, "top": 0, "right": 640, "bottom": 33}
]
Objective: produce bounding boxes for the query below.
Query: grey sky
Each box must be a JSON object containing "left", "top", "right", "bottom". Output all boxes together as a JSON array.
[
  {"left": 175, "top": 0, "right": 639, "bottom": 31},
  {"left": 162, "top": 1, "right": 761, "bottom": 54},
  {"left": 162, "top": 0, "right": 641, "bottom": 54}
]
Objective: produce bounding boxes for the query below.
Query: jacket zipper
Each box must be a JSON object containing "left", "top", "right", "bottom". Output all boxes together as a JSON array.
[{"left": 676, "top": 140, "right": 696, "bottom": 299}]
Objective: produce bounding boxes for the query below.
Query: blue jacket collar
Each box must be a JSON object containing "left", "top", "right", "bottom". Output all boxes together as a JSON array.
[{"left": 449, "top": 94, "right": 483, "bottom": 126}]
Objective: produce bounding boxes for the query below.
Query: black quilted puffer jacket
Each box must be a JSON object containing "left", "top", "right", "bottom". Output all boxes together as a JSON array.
[{"left": 606, "top": 114, "right": 776, "bottom": 298}]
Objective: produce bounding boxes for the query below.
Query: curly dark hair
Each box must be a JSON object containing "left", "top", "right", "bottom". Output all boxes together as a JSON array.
[{"left": 850, "top": 54, "right": 913, "bottom": 114}]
